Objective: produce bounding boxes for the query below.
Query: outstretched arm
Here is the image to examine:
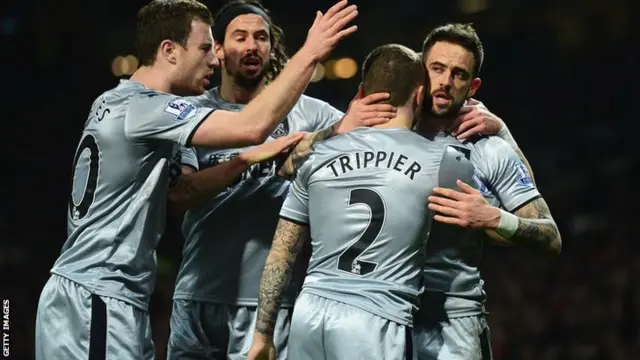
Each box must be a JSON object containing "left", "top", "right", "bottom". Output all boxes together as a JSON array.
[
  {"left": 191, "top": 1, "right": 359, "bottom": 149},
  {"left": 169, "top": 133, "right": 305, "bottom": 212},
  {"left": 255, "top": 219, "right": 310, "bottom": 341}
]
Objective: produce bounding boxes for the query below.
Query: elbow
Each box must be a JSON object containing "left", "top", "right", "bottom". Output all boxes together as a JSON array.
[
  {"left": 547, "top": 225, "right": 562, "bottom": 256},
  {"left": 236, "top": 114, "right": 273, "bottom": 145},
  {"left": 549, "top": 234, "right": 562, "bottom": 256},
  {"left": 243, "top": 129, "right": 268, "bottom": 145}
]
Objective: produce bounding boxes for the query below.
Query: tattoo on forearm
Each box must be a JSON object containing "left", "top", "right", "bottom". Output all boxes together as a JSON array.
[
  {"left": 256, "top": 220, "right": 309, "bottom": 338},
  {"left": 280, "top": 126, "right": 335, "bottom": 178},
  {"left": 513, "top": 198, "right": 561, "bottom": 254}
]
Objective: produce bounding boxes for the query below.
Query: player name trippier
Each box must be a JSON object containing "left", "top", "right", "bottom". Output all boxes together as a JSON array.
[{"left": 326, "top": 151, "right": 422, "bottom": 180}]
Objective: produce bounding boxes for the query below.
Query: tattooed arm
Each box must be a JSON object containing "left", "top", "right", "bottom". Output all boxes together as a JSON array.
[
  {"left": 485, "top": 198, "right": 561, "bottom": 254},
  {"left": 278, "top": 126, "right": 334, "bottom": 179},
  {"left": 255, "top": 218, "right": 310, "bottom": 341},
  {"left": 429, "top": 182, "right": 562, "bottom": 255},
  {"left": 278, "top": 92, "right": 397, "bottom": 179}
]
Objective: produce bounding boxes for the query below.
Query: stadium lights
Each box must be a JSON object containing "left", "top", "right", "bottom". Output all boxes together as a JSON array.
[
  {"left": 111, "top": 55, "right": 139, "bottom": 76},
  {"left": 334, "top": 58, "right": 358, "bottom": 79},
  {"left": 458, "top": 0, "right": 487, "bottom": 14}
]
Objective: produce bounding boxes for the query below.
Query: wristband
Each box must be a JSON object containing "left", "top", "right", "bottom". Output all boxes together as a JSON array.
[{"left": 496, "top": 209, "right": 518, "bottom": 239}]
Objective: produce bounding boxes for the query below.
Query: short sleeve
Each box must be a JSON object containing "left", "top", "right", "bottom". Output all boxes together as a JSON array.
[
  {"left": 314, "top": 101, "right": 344, "bottom": 131},
  {"left": 125, "top": 91, "right": 215, "bottom": 146},
  {"left": 477, "top": 137, "right": 541, "bottom": 212},
  {"left": 179, "top": 146, "right": 199, "bottom": 171}
]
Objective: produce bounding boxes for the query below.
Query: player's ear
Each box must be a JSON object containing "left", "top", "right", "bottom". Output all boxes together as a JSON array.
[
  {"left": 355, "top": 83, "right": 365, "bottom": 100},
  {"left": 467, "top": 77, "right": 482, "bottom": 98},
  {"left": 214, "top": 41, "right": 224, "bottom": 61},
  {"left": 415, "top": 85, "right": 425, "bottom": 108},
  {"left": 160, "top": 40, "right": 178, "bottom": 65}
]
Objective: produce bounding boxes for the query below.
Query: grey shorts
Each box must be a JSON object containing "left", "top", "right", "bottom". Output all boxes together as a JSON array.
[
  {"left": 35, "top": 274, "right": 155, "bottom": 360},
  {"left": 414, "top": 315, "right": 492, "bottom": 360},
  {"left": 288, "top": 292, "right": 415, "bottom": 360},
  {"left": 167, "top": 299, "right": 292, "bottom": 360}
]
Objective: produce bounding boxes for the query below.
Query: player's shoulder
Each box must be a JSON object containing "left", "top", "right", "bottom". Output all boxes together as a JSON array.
[
  {"left": 185, "top": 87, "right": 229, "bottom": 109},
  {"left": 462, "top": 134, "right": 512, "bottom": 155},
  {"left": 292, "top": 94, "right": 335, "bottom": 115}
]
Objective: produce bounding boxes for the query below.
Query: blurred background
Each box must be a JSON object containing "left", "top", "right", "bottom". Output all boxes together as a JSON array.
[{"left": 2, "top": 0, "right": 639, "bottom": 359}]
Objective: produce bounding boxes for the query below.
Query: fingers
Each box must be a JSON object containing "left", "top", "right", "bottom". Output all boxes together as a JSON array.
[
  {"left": 456, "top": 180, "right": 479, "bottom": 194},
  {"left": 323, "top": 0, "right": 349, "bottom": 18},
  {"left": 364, "top": 104, "right": 396, "bottom": 112},
  {"left": 431, "top": 187, "right": 466, "bottom": 200},
  {"left": 312, "top": 11, "right": 322, "bottom": 27},
  {"left": 447, "top": 118, "right": 462, "bottom": 133},
  {"left": 360, "top": 111, "right": 396, "bottom": 120},
  {"left": 433, "top": 214, "right": 463, "bottom": 226},
  {"left": 428, "top": 202, "right": 463, "bottom": 217},
  {"left": 466, "top": 98, "right": 481, "bottom": 106},
  {"left": 331, "top": 25, "right": 358, "bottom": 42},
  {"left": 451, "top": 118, "right": 480, "bottom": 136},
  {"left": 457, "top": 105, "right": 475, "bottom": 115},
  {"left": 328, "top": 5, "right": 358, "bottom": 32},
  {"left": 278, "top": 133, "right": 306, "bottom": 148},
  {"left": 455, "top": 125, "right": 483, "bottom": 140},
  {"left": 428, "top": 195, "right": 459, "bottom": 208},
  {"left": 360, "top": 92, "right": 391, "bottom": 105},
  {"left": 359, "top": 116, "right": 391, "bottom": 127},
  {"left": 456, "top": 108, "right": 477, "bottom": 122}
]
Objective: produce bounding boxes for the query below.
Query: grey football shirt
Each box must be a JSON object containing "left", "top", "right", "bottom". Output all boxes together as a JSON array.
[
  {"left": 419, "top": 132, "right": 541, "bottom": 318},
  {"left": 173, "top": 87, "right": 343, "bottom": 306},
  {"left": 280, "top": 127, "right": 475, "bottom": 326},
  {"left": 51, "top": 79, "right": 215, "bottom": 310}
]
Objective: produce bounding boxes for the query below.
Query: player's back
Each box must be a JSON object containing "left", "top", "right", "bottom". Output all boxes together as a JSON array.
[
  {"left": 290, "top": 127, "right": 473, "bottom": 326},
  {"left": 51, "top": 80, "right": 178, "bottom": 310}
]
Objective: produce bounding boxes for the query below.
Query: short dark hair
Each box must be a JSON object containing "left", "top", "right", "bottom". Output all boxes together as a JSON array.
[
  {"left": 136, "top": 0, "right": 213, "bottom": 66},
  {"left": 361, "top": 44, "right": 425, "bottom": 107},
  {"left": 215, "top": 0, "right": 288, "bottom": 81},
  {"left": 421, "top": 23, "right": 484, "bottom": 76}
]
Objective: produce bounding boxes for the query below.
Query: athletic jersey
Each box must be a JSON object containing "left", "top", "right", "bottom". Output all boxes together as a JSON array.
[
  {"left": 51, "top": 79, "right": 216, "bottom": 310},
  {"left": 173, "top": 87, "right": 342, "bottom": 306},
  {"left": 419, "top": 132, "right": 541, "bottom": 318},
  {"left": 280, "top": 127, "right": 476, "bottom": 326}
]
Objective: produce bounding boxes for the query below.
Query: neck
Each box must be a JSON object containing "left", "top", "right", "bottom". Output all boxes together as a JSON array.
[
  {"left": 219, "top": 70, "right": 266, "bottom": 104},
  {"left": 373, "top": 106, "right": 415, "bottom": 130},
  {"left": 419, "top": 112, "right": 456, "bottom": 133},
  {"left": 130, "top": 65, "right": 173, "bottom": 93}
]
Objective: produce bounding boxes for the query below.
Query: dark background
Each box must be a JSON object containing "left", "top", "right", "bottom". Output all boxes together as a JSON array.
[{"left": 2, "top": 0, "right": 639, "bottom": 359}]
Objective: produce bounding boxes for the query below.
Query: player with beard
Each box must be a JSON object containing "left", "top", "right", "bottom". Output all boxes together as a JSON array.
[
  {"left": 34, "top": 0, "right": 365, "bottom": 358},
  {"left": 412, "top": 23, "right": 562, "bottom": 359},
  {"left": 275, "top": 23, "right": 562, "bottom": 360},
  {"left": 166, "top": 2, "right": 396, "bottom": 360}
]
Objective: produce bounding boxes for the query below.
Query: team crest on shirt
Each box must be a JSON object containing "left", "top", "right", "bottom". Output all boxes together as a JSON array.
[
  {"left": 165, "top": 99, "right": 197, "bottom": 122},
  {"left": 515, "top": 163, "right": 534, "bottom": 187},
  {"left": 271, "top": 117, "right": 290, "bottom": 138},
  {"left": 473, "top": 173, "right": 492, "bottom": 196}
]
